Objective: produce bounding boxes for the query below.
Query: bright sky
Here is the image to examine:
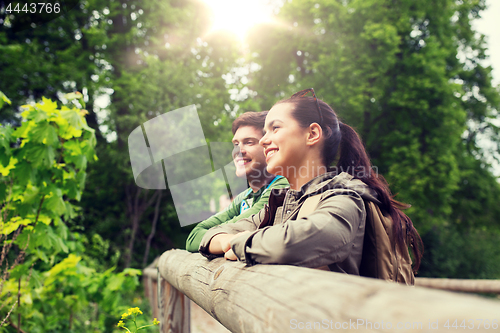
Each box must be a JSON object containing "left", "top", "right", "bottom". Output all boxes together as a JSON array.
[
  {"left": 473, "top": 0, "right": 500, "bottom": 86},
  {"left": 473, "top": 0, "right": 500, "bottom": 176}
]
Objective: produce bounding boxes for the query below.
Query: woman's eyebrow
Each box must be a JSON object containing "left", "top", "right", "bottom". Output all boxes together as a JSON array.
[{"left": 265, "top": 119, "right": 283, "bottom": 129}]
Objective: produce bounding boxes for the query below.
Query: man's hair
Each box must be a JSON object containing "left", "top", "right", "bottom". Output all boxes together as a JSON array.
[{"left": 232, "top": 111, "right": 268, "bottom": 135}]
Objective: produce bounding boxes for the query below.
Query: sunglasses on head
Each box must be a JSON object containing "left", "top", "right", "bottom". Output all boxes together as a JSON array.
[{"left": 291, "top": 88, "right": 324, "bottom": 125}]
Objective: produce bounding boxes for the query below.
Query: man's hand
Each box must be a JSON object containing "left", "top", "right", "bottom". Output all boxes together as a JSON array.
[
  {"left": 224, "top": 248, "right": 238, "bottom": 260},
  {"left": 222, "top": 231, "right": 251, "bottom": 260}
]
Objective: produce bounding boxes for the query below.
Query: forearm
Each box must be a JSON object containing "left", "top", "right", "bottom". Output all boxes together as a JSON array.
[
  {"left": 232, "top": 194, "right": 365, "bottom": 267},
  {"left": 185, "top": 200, "right": 241, "bottom": 252}
]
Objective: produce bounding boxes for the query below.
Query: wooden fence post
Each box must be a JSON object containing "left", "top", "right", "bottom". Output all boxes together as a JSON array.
[
  {"left": 143, "top": 268, "right": 158, "bottom": 320},
  {"left": 158, "top": 268, "right": 190, "bottom": 333}
]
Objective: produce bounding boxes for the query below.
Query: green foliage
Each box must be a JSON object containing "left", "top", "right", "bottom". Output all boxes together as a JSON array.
[
  {"left": 419, "top": 225, "right": 500, "bottom": 279},
  {"left": 1, "top": 0, "right": 243, "bottom": 269},
  {"left": 0, "top": 93, "right": 144, "bottom": 332}
]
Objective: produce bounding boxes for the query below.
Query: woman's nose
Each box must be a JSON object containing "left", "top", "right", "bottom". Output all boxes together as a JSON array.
[{"left": 259, "top": 133, "right": 270, "bottom": 147}]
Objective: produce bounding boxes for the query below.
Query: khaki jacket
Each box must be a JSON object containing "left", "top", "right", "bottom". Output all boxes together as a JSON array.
[{"left": 199, "top": 172, "right": 379, "bottom": 275}]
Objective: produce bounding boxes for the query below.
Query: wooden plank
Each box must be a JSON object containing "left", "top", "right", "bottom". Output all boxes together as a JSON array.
[
  {"left": 151, "top": 277, "right": 158, "bottom": 319},
  {"left": 158, "top": 268, "right": 190, "bottom": 333},
  {"left": 143, "top": 267, "right": 160, "bottom": 319},
  {"left": 143, "top": 276, "right": 153, "bottom": 317},
  {"left": 158, "top": 249, "right": 500, "bottom": 333},
  {"left": 415, "top": 277, "right": 500, "bottom": 294}
]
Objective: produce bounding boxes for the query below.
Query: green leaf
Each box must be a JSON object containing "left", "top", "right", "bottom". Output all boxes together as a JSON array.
[
  {"left": 45, "top": 254, "right": 81, "bottom": 285},
  {"left": 55, "top": 218, "right": 69, "bottom": 240},
  {"left": 70, "top": 154, "right": 87, "bottom": 170},
  {"left": 76, "top": 171, "right": 86, "bottom": 188},
  {"left": 63, "top": 140, "right": 82, "bottom": 156},
  {"left": 0, "top": 156, "right": 17, "bottom": 176},
  {"left": 12, "top": 160, "right": 37, "bottom": 186},
  {"left": 12, "top": 120, "right": 34, "bottom": 139},
  {"left": 54, "top": 234, "right": 69, "bottom": 253},
  {"left": 30, "top": 122, "right": 59, "bottom": 146},
  {"left": 106, "top": 274, "right": 125, "bottom": 291},
  {"left": 44, "top": 190, "right": 66, "bottom": 216},
  {"left": 34, "top": 248, "right": 49, "bottom": 263},
  {"left": 38, "top": 96, "right": 58, "bottom": 114},
  {"left": 60, "top": 109, "right": 83, "bottom": 130},
  {"left": 32, "top": 109, "right": 50, "bottom": 122},
  {"left": 0, "top": 125, "right": 14, "bottom": 156},
  {"left": 0, "top": 91, "right": 12, "bottom": 109},
  {"left": 28, "top": 268, "right": 43, "bottom": 289},
  {"left": 80, "top": 139, "right": 96, "bottom": 161},
  {"left": 21, "top": 185, "right": 40, "bottom": 204},
  {"left": 64, "top": 201, "right": 78, "bottom": 218},
  {"left": 25, "top": 144, "right": 55, "bottom": 168},
  {"left": 63, "top": 179, "right": 80, "bottom": 201},
  {"left": 1, "top": 216, "right": 32, "bottom": 235}
]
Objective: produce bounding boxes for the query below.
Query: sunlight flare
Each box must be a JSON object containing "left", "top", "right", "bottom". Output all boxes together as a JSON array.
[{"left": 203, "top": 0, "right": 274, "bottom": 41}]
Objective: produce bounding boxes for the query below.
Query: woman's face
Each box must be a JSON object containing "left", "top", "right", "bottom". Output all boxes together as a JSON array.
[{"left": 259, "top": 103, "right": 310, "bottom": 176}]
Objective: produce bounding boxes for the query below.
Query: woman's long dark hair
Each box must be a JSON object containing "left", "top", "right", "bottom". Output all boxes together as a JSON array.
[{"left": 276, "top": 94, "right": 423, "bottom": 272}]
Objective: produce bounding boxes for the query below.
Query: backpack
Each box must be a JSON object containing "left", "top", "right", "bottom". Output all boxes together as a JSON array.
[{"left": 298, "top": 195, "right": 415, "bottom": 285}]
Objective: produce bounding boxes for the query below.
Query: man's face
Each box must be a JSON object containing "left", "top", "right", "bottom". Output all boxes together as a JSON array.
[{"left": 232, "top": 125, "right": 267, "bottom": 179}]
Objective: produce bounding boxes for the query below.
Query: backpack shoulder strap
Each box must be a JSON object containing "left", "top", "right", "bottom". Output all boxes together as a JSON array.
[{"left": 297, "top": 194, "right": 322, "bottom": 220}]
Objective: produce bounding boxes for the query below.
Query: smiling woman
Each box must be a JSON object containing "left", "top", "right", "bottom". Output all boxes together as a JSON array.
[{"left": 202, "top": 0, "right": 274, "bottom": 41}]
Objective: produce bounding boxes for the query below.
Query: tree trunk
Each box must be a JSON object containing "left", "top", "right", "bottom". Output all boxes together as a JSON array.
[
  {"left": 142, "top": 190, "right": 163, "bottom": 267},
  {"left": 124, "top": 186, "right": 161, "bottom": 268}
]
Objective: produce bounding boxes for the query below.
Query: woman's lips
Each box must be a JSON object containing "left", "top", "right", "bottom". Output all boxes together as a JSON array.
[{"left": 265, "top": 148, "right": 278, "bottom": 162}]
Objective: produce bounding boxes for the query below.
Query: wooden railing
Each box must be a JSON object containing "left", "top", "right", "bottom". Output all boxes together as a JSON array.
[{"left": 143, "top": 249, "right": 500, "bottom": 333}]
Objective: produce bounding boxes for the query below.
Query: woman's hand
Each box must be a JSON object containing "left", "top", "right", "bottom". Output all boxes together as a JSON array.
[
  {"left": 208, "top": 234, "right": 234, "bottom": 254},
  {"left": 222, "top": 231, "right": 251, "bottom": 260},
  {"left": 208, "top": 231, "right": 251, "bottom": 260}
]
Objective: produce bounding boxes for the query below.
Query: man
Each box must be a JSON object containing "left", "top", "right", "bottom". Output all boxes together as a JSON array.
[{"left": 185, "top": 111, "right": 289, "bottom": 252}]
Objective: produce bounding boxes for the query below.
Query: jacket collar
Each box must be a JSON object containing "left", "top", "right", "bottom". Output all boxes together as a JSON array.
[
  {"left": 297, "top": 172, "right": 354, "bottom": 196},
  {"left": 294, "top": 172, "right": 380, "bottom": 204}
]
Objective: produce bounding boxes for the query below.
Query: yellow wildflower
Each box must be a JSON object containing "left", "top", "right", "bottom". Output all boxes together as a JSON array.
[
  {"left": 153, "top": 318, "right": 160, "bottom": 325},
  {"left": 128, "top": 307, "right": 142, "bottom": 315}
]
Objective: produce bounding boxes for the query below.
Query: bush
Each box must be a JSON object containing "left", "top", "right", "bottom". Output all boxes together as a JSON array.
[{"left": 0, "top": 93, "right": 146, "bottom": 332}]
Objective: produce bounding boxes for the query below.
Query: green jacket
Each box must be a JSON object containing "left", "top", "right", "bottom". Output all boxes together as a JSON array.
[{"left": 185, "top": 175, "right": 289, "bottom": 252}]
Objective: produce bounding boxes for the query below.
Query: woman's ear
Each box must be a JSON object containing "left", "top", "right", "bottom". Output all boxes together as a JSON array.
[{"left": 306, "top": 123, "right": 322, "bottom": 146}]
